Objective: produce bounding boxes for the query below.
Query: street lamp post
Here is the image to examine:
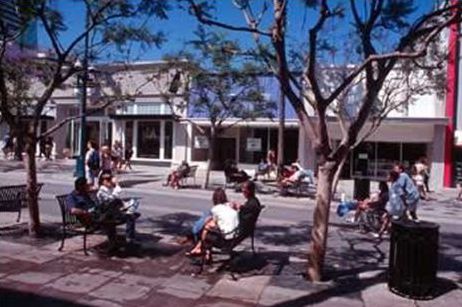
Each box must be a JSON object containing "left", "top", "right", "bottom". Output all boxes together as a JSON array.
[
  {"left": 75, "top": 67, "right": 88, "bottom": 178},
  {"left": 75, "top": 9, "right": 90, "bottom": 178}
]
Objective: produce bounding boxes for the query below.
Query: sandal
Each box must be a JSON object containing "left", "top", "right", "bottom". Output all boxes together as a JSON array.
[{"left": 185, "top": 250, "right": 202, "bottom": 257}]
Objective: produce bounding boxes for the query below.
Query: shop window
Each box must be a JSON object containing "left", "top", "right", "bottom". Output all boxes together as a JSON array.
[
  {"left": 375, "top": 142, "right": 399, "bottom": 178},
  {"left": 402, "top": 143, "right": 426, "bottom": 169},
  {"left": 137, "top": 121, "right": 160, "bottom": 158},
  {"left": 164, "top": 121, "right": 173, "bottom": 159},
  {"left": 352, "top": 142, "right": 377, "bottom": 177},
  {"left": 125, "top": 121, "right": 133, "bottom": 148}
]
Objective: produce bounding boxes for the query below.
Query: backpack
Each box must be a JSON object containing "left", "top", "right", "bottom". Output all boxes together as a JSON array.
[{"left": 88, "top": 151, "right": 100, "bottom": 171}]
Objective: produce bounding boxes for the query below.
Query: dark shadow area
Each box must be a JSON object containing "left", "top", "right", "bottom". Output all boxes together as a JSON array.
[
  {"left": 0, "top": 287, "right": 88, "bottom": 307},
  {"left": 119, "top": 178, "right": 161, "bottom": 188},
  {"left": 431, "top": 277, "right": 460, "bottom": 298},
  {"left": 147, "top": 212, "right": 199, "bottom": 237},
  {"left": 38, "top": 164, "right": 74, "bottom": 173},
  {"left": 179, "top": 184, "right": 202, "bottom": 190},
  {"left": 188, "top": 250, "right": 290, "bottom": 279},
  {"left": 91, "top": 233, "right": 183, "bottom": 259},
  {"left": 256, "top": 224, "right": 311, "bottom": 247},
  {"left": 437, "top": 232, "right": 462, "bottom": 273},
  {"left": 0, "top": 223, "right": 62, "bottom": 247},
  {"left": 271, "top": 272, "right": 385, "bottom": 307}
]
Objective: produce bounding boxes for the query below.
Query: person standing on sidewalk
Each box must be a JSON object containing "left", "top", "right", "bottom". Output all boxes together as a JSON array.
[
  {"left": 394, "top": 164, "right": 420, "bottom": 222},
  {"left": 85, "top": 140, "right": 100, "bottom": 188}
]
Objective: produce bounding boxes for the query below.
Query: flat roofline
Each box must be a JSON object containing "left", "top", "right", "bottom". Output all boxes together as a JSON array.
[{"left": 188, "top": 116, "right": 448, "bottom": 126}]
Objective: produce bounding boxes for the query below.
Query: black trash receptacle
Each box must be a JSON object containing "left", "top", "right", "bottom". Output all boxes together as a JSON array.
[
  {"left": 388, "top": 220, "right": 439, "bottom": 300},
  {"left": 353, "top": 178, "right": 370, "bottom": 200}
]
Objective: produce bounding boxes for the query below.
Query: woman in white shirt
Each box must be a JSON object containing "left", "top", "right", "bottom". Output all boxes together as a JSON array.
[{"left": 186, "top": 188, "right": 238, "bottom": 257}]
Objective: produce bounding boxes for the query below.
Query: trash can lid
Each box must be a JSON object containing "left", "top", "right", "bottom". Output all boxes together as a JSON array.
[{"left": 392, "top": 219, "right": 439, "bottom": 230}]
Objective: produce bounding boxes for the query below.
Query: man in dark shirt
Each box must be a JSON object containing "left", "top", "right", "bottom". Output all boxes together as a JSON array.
[
  {"left": 66, "top": 177, "right": 119, "bottom": 251},
  {"left": 66, "top": 177, "right": 98, "bottom": 226},
  {"left": 236, "top": 181, "right": 261, "bottom": 236}
]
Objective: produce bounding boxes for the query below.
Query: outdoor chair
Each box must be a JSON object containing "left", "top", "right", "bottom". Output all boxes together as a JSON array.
[
  {"left": 55, "top": 192, "right": 128, "bottom": 255},
  {"left": 0, "top": 183, "right": 44, "bottom": 223},
  {"left": 195, "top": 204, "right": 265, "bottom": 276},
  {"left": 280, "top": 174, "right": 316, "bottom": 198},
  {"left": 181, "top": 165, "right": 198, "bottom": 187}
]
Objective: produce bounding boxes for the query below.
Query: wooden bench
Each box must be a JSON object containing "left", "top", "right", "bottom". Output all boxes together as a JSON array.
[
  {"left": 0, "top": 184, "right": 44, "bottom": 222},
  {"left": 196, "top": 204, "right": 264, "bottom": 275},
  {"left": 56, "top": 193, "right": 128, "bottom": 255}
]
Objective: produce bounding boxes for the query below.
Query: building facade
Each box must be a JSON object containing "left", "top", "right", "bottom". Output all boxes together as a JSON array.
[{"left": 0, "top": 56, "right": 449, "bottom": 188}]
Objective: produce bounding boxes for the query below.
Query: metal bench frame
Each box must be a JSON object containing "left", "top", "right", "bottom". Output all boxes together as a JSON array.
[
  {"left": 56, "top": 192, "right": 129, "bottom": 255},
  {"left": 181, "top": 165, "right": 198, "bottom": 186},
  {"left": 196, "top": 205, "right": 264, "bottom": 275},
  {"left": 0, "top": 184, "right": 44, "bottom": 222}
]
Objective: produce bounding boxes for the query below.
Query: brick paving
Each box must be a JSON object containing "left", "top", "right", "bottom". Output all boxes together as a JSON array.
[{"left": 0, "top": 159, "right": 461, "bottom": 306}]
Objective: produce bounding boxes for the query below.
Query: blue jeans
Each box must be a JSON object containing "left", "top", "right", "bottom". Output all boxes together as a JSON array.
[{"left": 192, "top": 210, "right": 211, "bottom": 241}]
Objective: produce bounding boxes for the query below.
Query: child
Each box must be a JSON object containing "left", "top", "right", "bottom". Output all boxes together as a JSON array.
[{"left": 375, "top": 171, "right": 405, "bottom": 238}]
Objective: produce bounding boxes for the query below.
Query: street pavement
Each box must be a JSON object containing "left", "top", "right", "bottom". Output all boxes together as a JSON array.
[{"left": 0, "top": 159, "right": 461, "bottom": 306}]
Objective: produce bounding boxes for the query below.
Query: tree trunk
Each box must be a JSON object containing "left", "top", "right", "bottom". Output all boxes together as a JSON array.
[
  {"left": 307, "top": 161, "right": 337, "bottom": 281},
  {"left": 331, "top": 154, "right": 348, "bottom": 196},
  {"left": 277, "top": 87, "right": 285, "bottom": 167},
  {"left": 203, "top": 132, "right": 216, "bottom": 189},
  {"left": 24, "top": 136, "right": 41, "bottom": 236}
]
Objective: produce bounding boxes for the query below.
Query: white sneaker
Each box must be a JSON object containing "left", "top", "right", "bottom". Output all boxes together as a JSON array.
[
  {"left": 346, "top": 217, "right": 356, "bottom": 224},
  {"left": 372, "top": 233, "right": 381, "bottom": 239}
]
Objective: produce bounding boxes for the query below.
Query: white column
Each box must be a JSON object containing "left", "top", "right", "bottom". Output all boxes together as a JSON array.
[
  {"left": 113, "top": 120, "right": 124, "bottom": 147},
  {"left": 298, "top": 127, "right": 316, "bottom": 170},
  {"left": 160, "top": 121, "right": 165, "bottom": 160},
  {"left": 429, "top": 125, "right": 445, "bottom": 190},
  {"left": 186, "top": 123, "right": 193, "bottom": 162}
]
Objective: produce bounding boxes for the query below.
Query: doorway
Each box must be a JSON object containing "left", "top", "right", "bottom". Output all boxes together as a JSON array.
[{"left": 214, "top": 138, "right": 236, "bottom": 170}]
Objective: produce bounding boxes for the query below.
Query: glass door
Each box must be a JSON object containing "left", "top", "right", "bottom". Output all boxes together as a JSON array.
[{"left": 137, "top": 121, "right": 161, "bottom": 158}]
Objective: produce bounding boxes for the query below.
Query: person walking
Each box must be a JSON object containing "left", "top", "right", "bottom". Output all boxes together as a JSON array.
[{"left": 394, "top": 164, "right": 420, "bottom": 222}]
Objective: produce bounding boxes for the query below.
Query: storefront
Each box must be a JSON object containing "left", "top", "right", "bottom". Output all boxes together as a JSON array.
[
  {"left": 65, "top": 116, "right": 113, "bottom": 157},
  {"left": 111, "top": 116, "right": 175, "bottom": 161},
  {"left": 349, "top": 142, "right": 427, "bottom": 180},
  {"left": 189, "top": 120, "right": 300, "bottom": 169},
  {"left": 298, "top": 117, "right": 448, "bottom": 189}
]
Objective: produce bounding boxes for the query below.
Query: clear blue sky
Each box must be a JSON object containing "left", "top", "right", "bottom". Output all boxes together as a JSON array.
[{"left": 38, "top": 1, "right": 436, "bottom": 63}]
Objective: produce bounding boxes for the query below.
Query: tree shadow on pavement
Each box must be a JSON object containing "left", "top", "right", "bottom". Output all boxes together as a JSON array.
[
  {"left": 256, "top": 223, "right": 311, "bottom": 247},
  {"left": 146, "top": 212, "right": 198, "bottom": 237},
  {"left": 92, "top": 232, "right": 183, "bottom": 260},
  {"left": 119, "top": 178, "right": 162, "bottom": 188},
  {"left": 0, "top": 223, "right": 63, "bottom": 247},
  {"left": 0, "top": 287, "right": 86, "bottom": 307}
]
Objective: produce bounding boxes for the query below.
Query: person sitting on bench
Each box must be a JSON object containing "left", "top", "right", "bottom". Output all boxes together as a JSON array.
[
  {"left": 186, "top": 188, "right": 239, "bottom": 258},
  {"left": 224, "top": 159, "right": 250, "bottom": 184},
  {"left": 164, "top": 161, "right": 190, "bottom": 189},
  {"left": 66, "top": 177, "right": 118, "bottom": 251},
  {"left": 97, "top": 173, "right": 140, "bottom": 246}
]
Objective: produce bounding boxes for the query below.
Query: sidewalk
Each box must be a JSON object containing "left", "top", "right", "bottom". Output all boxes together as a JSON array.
[
  {"left": 0, "top": 220, "right": 460, "bottom": 307},
  {"left": 1, "top": 159, "right": 461, "bottom": 306}
]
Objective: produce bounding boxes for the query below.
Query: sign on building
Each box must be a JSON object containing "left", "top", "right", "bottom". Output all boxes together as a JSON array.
[
  {"left": 455, "top": 130, "right": 462, "bottom": 146},
  {"left": 246, "top": 138, "right": 262, "bottom": 152},
  {"left": 194, "top": 136, "right": 209, "bottom": 149}
]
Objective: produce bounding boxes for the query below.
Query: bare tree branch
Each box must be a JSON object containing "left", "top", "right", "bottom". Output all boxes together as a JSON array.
[{"left": 188, "top": 0, "right": 272, "bottom": 37}]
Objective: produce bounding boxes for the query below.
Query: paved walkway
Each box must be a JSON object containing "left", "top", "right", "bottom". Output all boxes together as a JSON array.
[{"left": 0, "top": 159, "right": 461, "bottom": 306}]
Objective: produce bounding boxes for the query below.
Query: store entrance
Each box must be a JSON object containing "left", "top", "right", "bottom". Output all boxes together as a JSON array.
[{"left": 214, "top": 138, "right": 236, "bottom": 170}]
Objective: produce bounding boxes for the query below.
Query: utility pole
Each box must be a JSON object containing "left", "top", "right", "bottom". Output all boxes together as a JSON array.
[{"left": 75, "top": 6, "right": 90, "bottom": 178}]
